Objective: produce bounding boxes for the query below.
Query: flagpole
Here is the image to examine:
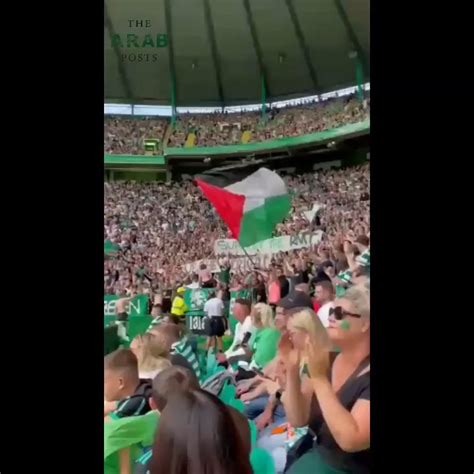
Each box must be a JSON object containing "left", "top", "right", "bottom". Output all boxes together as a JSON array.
[{"left": 238, "top": 241, "right": 256, "bottom": 268}]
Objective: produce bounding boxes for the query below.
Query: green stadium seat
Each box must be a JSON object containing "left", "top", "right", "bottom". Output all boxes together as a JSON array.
[
  {"left": 250, "top": 447, "right": 276, "bottom": 474},
  {"left": 206, "top": 351, "right": 218, "bottom": 375},
  {"left": 249, "top": 420, "right": 258, "bottom": 447},
  {"left": 219, "top": 381, "right": 237, "bottom": 405},
  {"left": 227, "top": 397, "right": 246, "bottom": 414}
]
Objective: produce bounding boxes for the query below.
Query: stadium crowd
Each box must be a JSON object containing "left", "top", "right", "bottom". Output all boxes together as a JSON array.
[
  {"left": 104, "top": 89, "right": 371, "bottom": 472},
  {"left": 104, "top": 117, "right": 168, "bottom": 155},
  {"left": 104, "top": 95, "right": 370, "bottom": 153},
  {"left": 104, "top": 161, "right": 370, "bottom": 473},
  {"left": 104, "top": 250, "right": 370, "bottom": 474},
  {"left": 104, "top": 163, "right": 369, "bottom": 297}
]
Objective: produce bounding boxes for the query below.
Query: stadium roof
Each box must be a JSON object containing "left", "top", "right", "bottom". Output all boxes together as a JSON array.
[{"left": 104, "top": 0, "right": 369, "bottom": 107}]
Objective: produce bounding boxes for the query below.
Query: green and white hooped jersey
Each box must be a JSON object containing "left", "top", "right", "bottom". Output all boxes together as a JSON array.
[
  {"left": 356, "top": 249, "right": 370, "bottom": 268},
  {"left": 338, "top": 269, "right": 353, "bottom": 285}
]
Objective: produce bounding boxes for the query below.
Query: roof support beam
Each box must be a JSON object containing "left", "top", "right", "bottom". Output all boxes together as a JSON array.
[
  {"left": 242, "top": 0, "right": 271, "bottom": 99},
  {"left": 333, "top": 0, "right": 369, "bottom": 78},
  {"left": 104, "top": 3, "right": 134, "bottom": 102},
  {"left": 164, "top": 0, "right": 178, "bottom": 112},
  {"left": 202, "top": 0, "right": 225, "bottom": 107},
  {"left": 284, "top": 0, "right": 320, "bottom": 93}
]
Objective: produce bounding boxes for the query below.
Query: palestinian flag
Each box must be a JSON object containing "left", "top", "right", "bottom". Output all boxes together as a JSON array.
[{"left": 195, "top": 168, "right": 291, "bottom": 247}]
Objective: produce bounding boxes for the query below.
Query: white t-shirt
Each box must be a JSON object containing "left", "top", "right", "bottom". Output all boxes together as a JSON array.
[
  {"left": 225, "top": 316, "right": 256, "bottom": 358},
  {"left": 186, "top": 282, "right": 200, "bottom": 289},
  {"left": 317, "top": 301, "right": 335, "bottom": 328},
  {"left": 204, "top": 297, "right": 224, "bottom": 317}
]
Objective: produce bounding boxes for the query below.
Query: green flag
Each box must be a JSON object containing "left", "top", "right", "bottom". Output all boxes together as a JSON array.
[{"left": 104, "top": 240, "right": 120, "bottom": 256}]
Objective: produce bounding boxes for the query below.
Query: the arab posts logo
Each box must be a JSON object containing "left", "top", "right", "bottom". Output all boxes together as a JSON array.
[{"left": 109, "top": 19, "right": 168, "bottom": 63}]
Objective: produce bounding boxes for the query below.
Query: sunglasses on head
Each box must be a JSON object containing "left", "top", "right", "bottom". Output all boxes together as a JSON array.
[{"left": 329, "top": 306, "right": 362, "bottom": 320}]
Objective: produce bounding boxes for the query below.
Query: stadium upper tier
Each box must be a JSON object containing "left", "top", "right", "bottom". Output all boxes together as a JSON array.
[
  {"left": 105, "top": 95, "right": 370, "bottom": 155},
  {"left": 104, "top": 0, "right": 369, "bottom": 106}
]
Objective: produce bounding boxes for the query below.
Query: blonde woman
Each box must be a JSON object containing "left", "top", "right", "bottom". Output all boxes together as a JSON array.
[
  {"left": 248, "top": 303, "right": 281, "bottom": 371},
  {"left": 255, "top": 307, "right": 331, "bottom": 473},
  {"left": 281, "top": 285, "right": 370, "bottom": 474},
  {"left": 130, "top": 333, "right": 172, "bottom": 380},
  {"left": 286, "top": 307, "right": 331, "bottom": 358}
]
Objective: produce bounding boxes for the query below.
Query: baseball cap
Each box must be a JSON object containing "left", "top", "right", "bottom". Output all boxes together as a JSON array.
[{"left": 277, "top": 291, "right": 313, "bottom": 310}]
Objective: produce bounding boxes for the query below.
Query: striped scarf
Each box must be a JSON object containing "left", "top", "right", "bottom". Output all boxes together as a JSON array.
[{"left": 170, "top": 338, "right": 201, "bottom": 378}]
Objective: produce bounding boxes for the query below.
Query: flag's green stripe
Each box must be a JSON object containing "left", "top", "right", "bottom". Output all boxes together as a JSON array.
[{"left": 239, "top": 194, "right": 291, "bottom": 247}]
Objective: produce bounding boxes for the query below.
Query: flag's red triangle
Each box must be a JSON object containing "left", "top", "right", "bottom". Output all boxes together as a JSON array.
[{"left": 195, "top": 179, "right": 245, "bottom": 240}]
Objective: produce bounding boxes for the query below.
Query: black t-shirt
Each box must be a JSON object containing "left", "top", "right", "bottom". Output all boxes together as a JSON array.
[
  {"left": 290, "top": 270, "right": 309, "bottom": 288},
  {"left": 278, "top": 276, "right": 290, "bottom": 298},
  {"left": 310, "top": 271, "right": 332, "bottom": 289},
  {"left": 162, "top": 289, "right": 172, "bottom": 313},
  {"left": 112, "top": 380, "right": 153, "bottom": 419},
  {"left": 309, "top": 360, "right": 370, "bottom": 474},
  {"left": 254, "top": 283, "right": 267, "bottom": 303},
  {"left": 170, "top": 353, "right": 196, "bottom": 375}
]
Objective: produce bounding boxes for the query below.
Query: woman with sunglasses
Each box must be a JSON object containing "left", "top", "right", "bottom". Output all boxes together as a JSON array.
[{"left": 281, "top": 284, "right": 370, "bottom": 474}]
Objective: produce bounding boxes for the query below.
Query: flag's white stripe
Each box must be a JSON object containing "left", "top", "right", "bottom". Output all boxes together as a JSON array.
[{"left": 224, "top": 168, "right": 287, "bottom": 212}]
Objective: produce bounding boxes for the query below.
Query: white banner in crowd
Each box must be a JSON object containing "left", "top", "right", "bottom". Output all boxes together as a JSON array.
[
  {"left": 213, "top": 231, "right": 323, "bottom": 256},
  {"left": 184, "top": 231, "right": 323, "bottom": 274}
]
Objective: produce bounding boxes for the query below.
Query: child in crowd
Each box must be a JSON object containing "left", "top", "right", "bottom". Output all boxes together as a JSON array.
[{"left": 104, "top": 348, "right": 152, "bottom": 420}]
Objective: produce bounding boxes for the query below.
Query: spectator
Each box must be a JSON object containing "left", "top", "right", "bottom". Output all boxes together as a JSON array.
[
  {"left": 150, "top": 389, "right": 253, "bottom": 474},
  {"left": 150, "top": 323, "right": 201, "bottom": 378},
  {"left": 137, "top": 366, "right": 252, "bottom": 474},
  {"left": 104, "top": 349, "right": 153, "bottom": 420},
  {"left": 170, "top": 287, "right": 188, "bottom": 324},
  {"left": 240, "top": 291, "right": 315, "bottom": 428},
  {"left": 248, "top": 303, "right": 281, "bottom": 372},
  {"left": 186, "top": 273, "right": 200, "bottom": 289},
  {"left": 281, "top": 285, "right": 370, "bottom": 474},
  {"left": 219, "top": 298, "right": 255, "bottom": 365},
  {"left": 199, "top": 263, "right": 215, "bottom": 288},
  {"left": 277, "top": 269, "right": 290, "bottom": 299},
  {"left": 203, "top": 290, "right": 226, "bottom": 352},
  {"left": 130, "top": 333, "right": 172, "bottom": 380},
  {"left": 310, "top": 260, "right": 334, "bottom": 288},
  {"left": 268, "top": 269, "right": 282, "bottom": 308},
  {"left": 257, "top": 307, "right": 330, "bottom": 472},
  {"left": 354, "top": 235, "right": 370, "bottom": 268},
  {"left": 314, "top": 280, "right": 336, "bottom": 328}
]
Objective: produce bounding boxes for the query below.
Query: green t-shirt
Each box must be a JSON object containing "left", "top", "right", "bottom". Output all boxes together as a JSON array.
[
  {"left": 104, "top": 411, "right": 159, "bottom": 474},
  {"left": 219, "top": 267, "right": 230, "bottom": 285},
  {"left": 251, "top": 327, "right": 281, "bottom": 369}
]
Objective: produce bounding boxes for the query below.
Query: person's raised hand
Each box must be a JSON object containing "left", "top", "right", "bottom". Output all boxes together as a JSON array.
[
  {"left": 263, "top": 378, "right": 281, "bottom": 396},
  {"left": 304, "top": 335, "right": 330, "bottom": 381},
  {"left": 278, "top": 332, "right": 301, "bottom": 371}
]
